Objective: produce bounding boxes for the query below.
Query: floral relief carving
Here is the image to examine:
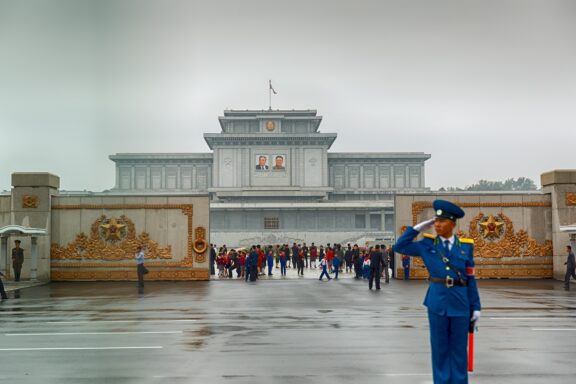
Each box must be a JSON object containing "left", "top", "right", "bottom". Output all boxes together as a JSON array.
[
  {"left": 464, "top": 212, "right": 553, "bottom": 258},
  {"left": 402, "top": 201, "right": 553, "bottom": 279},
  {"left": 51, "top": 215, "right": 172, "bottom": 261}
]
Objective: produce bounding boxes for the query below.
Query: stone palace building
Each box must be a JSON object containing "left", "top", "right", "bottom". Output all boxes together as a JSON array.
[{"left": 109, "top": 109, "right": 430, "bottom": 246}]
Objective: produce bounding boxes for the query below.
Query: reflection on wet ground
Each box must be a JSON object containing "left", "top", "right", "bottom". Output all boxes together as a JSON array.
[{"left": 0, "top": 279, "right": 575, "bottom": 384}]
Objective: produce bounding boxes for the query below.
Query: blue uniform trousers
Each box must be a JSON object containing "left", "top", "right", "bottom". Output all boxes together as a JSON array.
[
  {"left": 403, "top": 266, "right": 410, "bottom": 280},
  {"left": 319, "top": 266, "right": 331, "bottom": 280},
  {"left": 428, "top": 311, "right": 469, "bottom": 384},
  {"left": 280, "top": 260, "right": 287, "bottom": 276}
]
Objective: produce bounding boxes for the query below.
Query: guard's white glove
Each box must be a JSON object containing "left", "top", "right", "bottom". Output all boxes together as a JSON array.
[
  {"left": 470, "top": 310, "right": 481, "bottom": 324},
  {"left": 413, "top": 218, "right": 435, "bottom": 232}
]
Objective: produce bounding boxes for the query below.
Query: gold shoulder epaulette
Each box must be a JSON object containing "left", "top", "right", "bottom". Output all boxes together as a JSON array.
[
  {"left": 459, "top": 237, "right": 474, "bottom": 244},
  {"left": 422, "top": 233, "right": 436, "bottom": 240}
]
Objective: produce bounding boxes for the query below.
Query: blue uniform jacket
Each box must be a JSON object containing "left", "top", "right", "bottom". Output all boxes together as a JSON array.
[{"left": 394, "top": 227, "right": 481, "bottom": 317}]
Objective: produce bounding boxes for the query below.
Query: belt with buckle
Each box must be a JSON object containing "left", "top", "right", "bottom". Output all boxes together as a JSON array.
[{"left": 429, "top": 276, "right": 467, "bottom": 288}]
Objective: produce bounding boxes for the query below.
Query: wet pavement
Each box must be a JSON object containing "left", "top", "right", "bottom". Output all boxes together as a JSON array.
[{"left": 0, "top": 278, "right": 575, "bottom": 384}]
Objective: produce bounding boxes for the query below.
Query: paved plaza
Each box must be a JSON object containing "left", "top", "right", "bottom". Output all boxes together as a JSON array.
[{"left": 0, "top": 278, "right": 575, "bottom": 384}]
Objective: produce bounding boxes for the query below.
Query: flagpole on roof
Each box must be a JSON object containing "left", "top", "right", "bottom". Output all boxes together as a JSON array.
[
  {"left": 269, "top": 80, "right": 272, "bottom": 110},
  {"left": 268, "top": 80, "right": 277, "bottom": 110}
]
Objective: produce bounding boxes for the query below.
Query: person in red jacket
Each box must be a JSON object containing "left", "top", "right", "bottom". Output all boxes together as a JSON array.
[
  {"left": 326, "top": 246, "right": 334, "bottom": 273},
  {"left": 257, "top": 245, "right": 265, "bottom": 275},
  {"left": 310, "top": 243, "right": 318, "bottom": 268}
]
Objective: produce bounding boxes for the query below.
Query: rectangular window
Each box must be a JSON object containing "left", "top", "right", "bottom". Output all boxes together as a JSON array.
[
  {"left": 355, "top": 214, "right": 366, "bottom": 229},
  {"left": 181, "top": 167, "right": 192, "bottom": 189},
  {"left": 410, "top": 167, "right": 420, "bottom": 188},
  {"left": 151, "top": 167, "right": 162, "bottom": 189},
  {"left": 370, "top": 214, "right": 382, "bottom": 230},
  {"left": 334, "top": 166, "right": 345, "bottom": 189},
  {"left": 196, "top": 168, "right": 208, "bottom": 190},
  {"left": 119, "top": 168, "right": 131, "bottom": 190},
  {"left": 264, "top": 217, "right": 279, "bottom": 229},
  {"left": 166, "top": 167, "right": 177, "bottom": 189},
  {"left": 282, "top": 121, "right": 293, "bottom": 133},
  {"left": 249, "top": 120, "right": 259, "bottom": 132},
  {"left": 379, "top": 166, "right": 390, "bottom": 188},
  {"left": 385, "top": 214, "right": 394, "bottom": 232},
  {"left": 394, "top": 167, "right": 405, "bottom": 188},
  {"left": 135, "top": 167, "right": 146, "bottom": 190},
  {"left": 364, "top": 166, "right": 375, "bottom": 189},
  {"left": 349, "top": 166, "right": 360, "bottom": 189}
]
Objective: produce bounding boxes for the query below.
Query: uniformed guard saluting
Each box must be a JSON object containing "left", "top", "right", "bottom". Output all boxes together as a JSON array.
[{"left": 394, "top": 199, "right": 481, "bottom": 384}]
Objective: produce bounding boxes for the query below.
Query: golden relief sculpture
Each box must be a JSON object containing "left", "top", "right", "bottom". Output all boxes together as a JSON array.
[
  {"left": 462, "top": 212, "right": 553, "bottom": 258},
  {"left": 22, "top": 195, "right": 39, "bottom": 208},
  {"left": 397, "top": 201, "right": 553, "bottom": 279},
  {"left": 51, "top": 215, "right": 172, "bottom": 261},
  {"left": 193, "top": 226, "right": 208, "bottom": 262},
  {"left": 99, "top": 217, "right": 127, "bottom": 242},
  {"left": 51, "top": 268, "right": 210, "bottom": 281},
  {"left": 50, "top": 204, "right": 206, "bottom": 281},
  {"left": 478, "top": 214, "right": 504, "bottom": 239},
  {"left": 566, "top": 192, "right": 576, "bottom": 206}
]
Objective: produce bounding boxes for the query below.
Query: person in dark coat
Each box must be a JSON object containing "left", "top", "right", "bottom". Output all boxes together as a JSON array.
[
  {"left": 209, "top": 244, "right": 216, "bottom": 276},
  {"left": 12, "top": 240, "right": 24, "bottom": 282},
  {"left": 380, "top": 244, "right": 390, "bottom": 283},
  {"left": 291, "top": 243, "right": 299, "bottom": 270},
  {"left": 344, "top": 244, "right": 353, "bottom": 273},
  {"left": 247, "top": 246, "right": 259, "bottom": 282},
  {"left": 368, "top": 244, "right": 385, "bottom": 290},
  {"left": 352, "top": 244, "right": 362, "bottom": 279},
  {"left": 387, "top": 245, "right": 395, "bottom": 279},
  {"left": 564, "top": 245, "right": 576, "bottom": 290}
]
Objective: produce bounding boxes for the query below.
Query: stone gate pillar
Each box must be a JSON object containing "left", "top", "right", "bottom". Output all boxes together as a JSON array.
[
  {"left": 11, "top": 173, "right": 59, "bottom": 281},
  {"left": 541, "top": 170, "right": 576, "bottom": 280}
]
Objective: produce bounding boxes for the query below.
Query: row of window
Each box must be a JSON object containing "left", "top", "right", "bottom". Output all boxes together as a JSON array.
[
  {"left": 212, "top": 212, "right": 392, "bottom": 231},
  {"left": 331, "top": 165, "right": 422, "bottom": 189},
  {"left": 262, "top": 214, "right": 383, "bottom": 230},
  {"left": 118, "top": 167, "right": 210, "bottom": 190},
  {"left": 224, "top": 121, "right": 310, "bottom": 133}
]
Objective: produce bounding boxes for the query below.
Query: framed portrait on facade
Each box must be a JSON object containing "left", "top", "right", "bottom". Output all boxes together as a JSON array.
[
  {"left": 272, "top": 155, "right": 286, "bottom": 170},
  {"left": 255, "top": 155, "right": 269, "bottom": 170}
]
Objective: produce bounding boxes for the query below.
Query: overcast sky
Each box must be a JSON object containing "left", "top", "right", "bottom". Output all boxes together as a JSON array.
[{"left": 1, "top": 0, "right": 575, "bottom": 192}]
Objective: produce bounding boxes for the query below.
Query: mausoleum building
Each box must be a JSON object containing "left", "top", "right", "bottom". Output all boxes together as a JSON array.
[{"left": 109, "top": 109, "right": 431, "bottom": 246}]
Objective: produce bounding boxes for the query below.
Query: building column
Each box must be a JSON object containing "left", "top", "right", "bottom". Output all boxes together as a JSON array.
[
  {"left": 30, "top": 236, "right": 38, "bottom": 281},
  {"left": 130, "top": 166, "right": 135, "bottom": 190}
]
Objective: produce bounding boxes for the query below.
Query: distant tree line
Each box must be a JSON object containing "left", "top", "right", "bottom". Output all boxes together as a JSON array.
[{"left": 439, "top": 177, "right": 537, "bottom": 191}]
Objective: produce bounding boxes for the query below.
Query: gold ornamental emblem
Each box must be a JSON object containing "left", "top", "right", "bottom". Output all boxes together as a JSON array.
[
  {"left": 99, "top": 217, "right": 127, "bottom": 242},
  {"left": 265, "top": 120, "right": 275, "bottom": 131},
  {"left": 22, "top": 195, "right": 39, "bottom": 208},
  {"left": 478, "top": 214, "right": 505, "bottom": 239}
]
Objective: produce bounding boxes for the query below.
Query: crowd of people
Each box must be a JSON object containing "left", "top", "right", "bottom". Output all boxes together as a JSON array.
[{"left": 209, "top": 242, "right": 397, "bottom": 283}]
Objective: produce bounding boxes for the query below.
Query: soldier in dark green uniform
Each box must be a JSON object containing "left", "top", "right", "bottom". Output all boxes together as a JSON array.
[{"left": 12, "top": 240, "right": 24, "bottom": 282}]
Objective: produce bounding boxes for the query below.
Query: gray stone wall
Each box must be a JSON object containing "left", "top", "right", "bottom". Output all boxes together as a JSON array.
[
  {"left": 541, "top": 170, "right": 576, "bottom": 279},
  {"left": 50, "top": 194, "right": 210, "bottom": 281},
  {"left": 394, "top": 193, "right": 554, "bottom": 279}
]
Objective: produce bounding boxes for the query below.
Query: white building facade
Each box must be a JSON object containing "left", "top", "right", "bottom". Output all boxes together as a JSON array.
[{"left": 110, "top": 109, "right": 430, "bottom": 247}]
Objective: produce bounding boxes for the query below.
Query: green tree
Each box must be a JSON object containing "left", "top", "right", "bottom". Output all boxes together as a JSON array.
[{"left": 440, "top": 177, "right": 537, "bottom": 191}]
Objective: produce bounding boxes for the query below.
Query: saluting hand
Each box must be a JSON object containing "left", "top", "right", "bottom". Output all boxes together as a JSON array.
[{"left": 414, "top": 218, "right": 435, "bottom": 232}]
